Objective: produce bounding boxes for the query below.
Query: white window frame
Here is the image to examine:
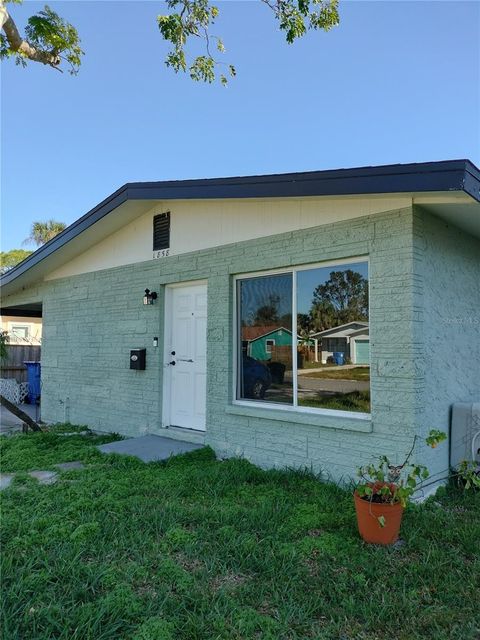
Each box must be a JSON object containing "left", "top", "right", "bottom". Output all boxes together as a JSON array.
[
  {"left": 10, "top": 324, "right": 30, "bottom": 339},
  {"left": 232, "top": 256, "right": 371, "bottom": 421},
  {"left": 265, "top": 338, "right": 275, "bottom": 354}
]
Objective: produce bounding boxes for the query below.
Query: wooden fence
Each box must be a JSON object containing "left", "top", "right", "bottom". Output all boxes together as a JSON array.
[
  {"left": 1, "top": 345, "right": 41, "bottom": 382},
  {"left": 270, "top": 345, "right": 318, "bottom": 368}
]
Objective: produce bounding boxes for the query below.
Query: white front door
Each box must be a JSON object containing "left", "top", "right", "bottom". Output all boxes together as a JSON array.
[{"left": 164, "top": 283, "right": 207, "bottom": 431}]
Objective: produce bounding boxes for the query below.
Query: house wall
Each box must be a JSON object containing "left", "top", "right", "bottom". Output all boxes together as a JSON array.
[
  {"left": 414, "top": 207, "right": 480, "bottom": 484},
  {"left": 250, "top": 330, "right": 292, "bottom": 361},
  {"left": 0, "top": 316, "right": 42, "bottom": 345},
  {"left": 45, "top": 195, "right": 412, "bottom": 281},
  {"left": 2, "top": 206, "right": 423, "bottom": 482}
]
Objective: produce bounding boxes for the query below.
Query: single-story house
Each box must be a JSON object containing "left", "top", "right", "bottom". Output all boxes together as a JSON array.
[
  {"left": 242, "top": 326, "right": 292, "bottom": 361},
  {"left": 0, "top": 314, "right": 42, "bottom": 345},
  {"left": 1, "top": 160, "right": 479, "bottom": 482},
  {"left": 312, "top": 321, "right": 369, "bottom": 364}
]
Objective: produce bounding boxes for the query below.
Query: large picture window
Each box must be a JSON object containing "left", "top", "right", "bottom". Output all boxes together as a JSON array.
[{"left": 236, "top": 259, "right": 370, "bottom": 415}]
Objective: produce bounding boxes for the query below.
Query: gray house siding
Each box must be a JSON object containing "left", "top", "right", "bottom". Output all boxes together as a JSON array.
[
  {"left": 414, "top": 207, "right": 480, "bottom": 481},
  {"left": 1, "top": 207, "right": 413, "bottom": 480},
  {"left": 4, "top": 204, "right": 478, "bottom": 482}
]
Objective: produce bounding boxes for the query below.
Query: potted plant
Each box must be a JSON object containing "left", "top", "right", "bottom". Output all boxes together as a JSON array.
[{"left": 354, "top": 429, "right": 447, "bottom": 545}]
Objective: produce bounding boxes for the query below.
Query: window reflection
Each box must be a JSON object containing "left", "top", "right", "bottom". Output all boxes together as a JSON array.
[
  {"left": 236, "top": 261, "right": 370, "bottom": 415},
  {"left": 237, "top": 274, "right": 293, "bottom": 404},
  {"left": 296, "top": 262, "right": 370, "bottom": 413}
]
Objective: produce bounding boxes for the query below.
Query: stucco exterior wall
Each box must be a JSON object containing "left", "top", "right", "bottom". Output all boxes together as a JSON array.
[
  {"left": 2, "top": 206, "right": 424, "bottom": 481},
  {"left": 414, "top": 207, "right": 480, "bottom": 482}
]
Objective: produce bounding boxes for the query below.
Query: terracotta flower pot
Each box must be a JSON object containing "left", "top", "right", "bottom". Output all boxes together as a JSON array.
[{"left": 354, "top": 490, "right": 404, "bottom": 545}]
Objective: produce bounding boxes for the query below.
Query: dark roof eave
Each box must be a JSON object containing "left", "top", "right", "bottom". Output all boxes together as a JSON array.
[
  {"left": 1, "top": 159, "right": 479, "bottom": 289},
  {"left": 128, "top": 159, "right": 478, "bottom": 199},
  {"left": 1, "top": 186, "right": 130, "bottom": 287}
]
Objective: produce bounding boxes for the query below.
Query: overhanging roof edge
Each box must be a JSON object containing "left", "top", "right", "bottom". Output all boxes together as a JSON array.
[
  {"left": 1, "top": 159, "right": 479, "bottom": 289},
  {"left": 1, "top": 186, "right": 129, "bottom": 287}
]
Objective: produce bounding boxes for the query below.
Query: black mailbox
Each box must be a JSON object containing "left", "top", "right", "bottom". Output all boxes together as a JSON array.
[{"left": 130, "top": 348, "right": 146, "bottom": 370}]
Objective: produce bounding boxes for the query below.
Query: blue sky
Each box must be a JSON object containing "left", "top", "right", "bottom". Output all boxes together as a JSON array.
[{"left": 1, "top": 1, "right": 479, "bottom": 251}]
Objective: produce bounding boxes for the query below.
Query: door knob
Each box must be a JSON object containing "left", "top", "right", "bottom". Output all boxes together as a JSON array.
[{"left": 169, "top": 361, "right": 176, "bottom": 365}]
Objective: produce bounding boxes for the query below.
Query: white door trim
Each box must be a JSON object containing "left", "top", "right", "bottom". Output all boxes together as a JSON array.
[{"left": 162, "top": 280, "right": 208, "bottom": 431}]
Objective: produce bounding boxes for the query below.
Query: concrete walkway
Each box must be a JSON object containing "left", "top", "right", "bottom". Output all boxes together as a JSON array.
[
  {"left": 0, "top": 403, "right": 41, "bottom": 435},
  {"left": 97, "top": 434, "right": 203, "bottom": 462}
]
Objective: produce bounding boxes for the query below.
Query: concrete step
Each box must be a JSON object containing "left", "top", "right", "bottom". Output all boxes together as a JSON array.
[{"left": 97, "top": 434, "right": 204, "bottom": 463}]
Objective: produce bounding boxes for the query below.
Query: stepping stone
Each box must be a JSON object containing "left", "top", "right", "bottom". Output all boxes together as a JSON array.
[
  {"left": 0, "top": 474, "right": 14, "bottom": 490},
  {"left": 55, "top": 461, "right": 85, "bottom": 471},
  {"left": 29, "top": 470, "right": 58, "bottom": 485},
  {"left": 57, "top": 431, "right": 90, "bottom": 437},
  {"left": 1, "top": 470, "right": 60, "bottom": 490}
]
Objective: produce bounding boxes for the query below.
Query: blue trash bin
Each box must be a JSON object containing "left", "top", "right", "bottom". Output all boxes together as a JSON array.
[
  {"left": 333, "top": 352, "right": 345, "bottom": 365},
  {"left": 24, "top": 361, "right": 41, "bottom": 404}
]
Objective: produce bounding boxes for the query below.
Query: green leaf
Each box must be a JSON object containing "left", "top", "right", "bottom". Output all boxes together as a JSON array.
[
  {"left": 189, "top": 55, "right": 215, "bottom": 83},
  {"left": 426, "top": 430, "right": 447, "bottom": 448},
  {"left": 24, "top": 5, "right": 83, "bottom": 74},
  {"left": 0, "top": 249, "right": 33, "bottom": 274}
]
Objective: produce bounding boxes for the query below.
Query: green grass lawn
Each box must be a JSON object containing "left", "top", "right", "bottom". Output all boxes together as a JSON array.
[
  {"left": 1, "top": 429, "right": 479, "bottom": 640},
  {"left": 302, "top": 367, "right": 370, "bottom": 381},
  {"left": 0, "top": 425, "right": 121, "bottom": 472},
  {"left": 298, "top": 390, "right": 371, "bottom": 413},
  {"left": 298, "top": 361, "right": 333, "bottom": 370}
]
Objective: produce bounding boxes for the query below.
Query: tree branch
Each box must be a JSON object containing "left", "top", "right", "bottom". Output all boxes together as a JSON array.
[
  {"left": 0, "top": 394, "right": 43, "bottom": 432},
  {"left": 1, "top": 2, "right": 60, "bottom": 68}
]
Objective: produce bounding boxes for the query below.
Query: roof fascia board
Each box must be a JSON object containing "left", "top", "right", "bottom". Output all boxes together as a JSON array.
[
  {"left": 463, "top": 160, "right": 480, "bottom": 202},
  {"left": 127, "top": 160, "right": 475, "bottom": 201},
  {"left": 0, "top": 187, "right": 129, "bottom": 286},
  {"left": 312, "top": 321, "right": 369, "bottom": 337}
]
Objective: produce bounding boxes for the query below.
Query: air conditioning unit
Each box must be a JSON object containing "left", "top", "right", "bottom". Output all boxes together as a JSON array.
[{"left": 450, "top": 403, "right": 480, "bottom": 468}]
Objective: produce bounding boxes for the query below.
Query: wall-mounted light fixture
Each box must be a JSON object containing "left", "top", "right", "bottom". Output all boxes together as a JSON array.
[{"left": 143, "top": 288, "right": 158, "bottom": 305}]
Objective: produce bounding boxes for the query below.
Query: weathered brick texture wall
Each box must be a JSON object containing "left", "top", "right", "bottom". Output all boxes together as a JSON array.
[
  {"left": 413, "top": 207, "right": 480, "bottom": 482},
  {"left": 3, "top": 206, "right": 432, "bottom": 481}
]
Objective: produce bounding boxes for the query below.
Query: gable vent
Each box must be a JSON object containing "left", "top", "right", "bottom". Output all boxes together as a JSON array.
[{"left": 153, "top": 212, "right": 170, "bottom": 251}]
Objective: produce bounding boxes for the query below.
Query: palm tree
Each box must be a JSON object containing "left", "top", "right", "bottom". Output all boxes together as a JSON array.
[
  {"left": 309, "top": 300, "right": 338, "bottom": 333},
  {"left": 23, "top": 220, "right": 66, "bottom": 247}
]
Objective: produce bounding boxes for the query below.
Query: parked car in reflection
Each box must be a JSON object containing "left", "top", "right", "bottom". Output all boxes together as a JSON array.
[{"left": 242, "top": 355, "right": 272, "bottom": 399}]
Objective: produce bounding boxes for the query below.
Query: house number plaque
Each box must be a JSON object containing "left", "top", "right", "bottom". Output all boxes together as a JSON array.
[{"left": 153, "top": 249, "right": 170, "bottom": 259}]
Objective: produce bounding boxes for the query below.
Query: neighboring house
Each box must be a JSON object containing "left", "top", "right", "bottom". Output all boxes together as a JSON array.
[
  {"left": 0, "top": 314, "right": 42, "bottom": 345},
  {"left": 312, "top": 321, "right": 369, "bottom": 364},
  {"left": 243, "top": 326, "right": 292, "bottom": 361},
  {"left": 0, "top": 312, "right": 42, "bottom": 383},
  {"left": 1, "top": 160, "right": 479, "bottom": 483}
]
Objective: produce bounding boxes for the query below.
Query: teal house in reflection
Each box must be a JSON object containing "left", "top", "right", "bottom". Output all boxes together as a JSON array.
[{"left": 242, "top": 326, "right": 292, "bottom": 361}]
